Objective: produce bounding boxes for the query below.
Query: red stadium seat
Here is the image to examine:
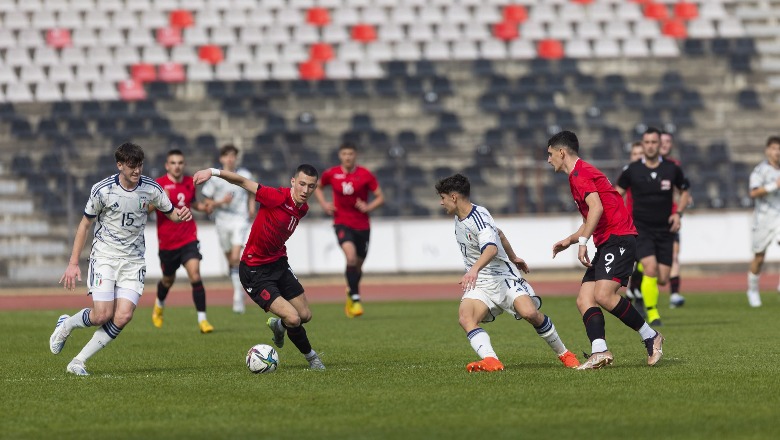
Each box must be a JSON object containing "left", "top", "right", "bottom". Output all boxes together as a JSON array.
[
  {"left": 571, "top": 0, "right": 594, "bottom": 4},
  {"left": 131, "top": 64, "right": 157, "bottom": 83},
  {"left": 118, "top": 79, "right": 147, "bottom": 101},
  {"left": 537, "top": 39, "right": 564, "bottom": 59},
  {"left": 198, "top": 45, "right": 224, "bottom": 64},
  {"left": 662, "top": 19, "right": 687, "bottom": 38},
  {"left": 156, "top": 27, "right": 182, "bottom": 47},
  {"left": 170, "top": 10, "right": 194, "bottom": 29},
  {"left": 46, "top": 29, "right": 72, "bottom": 48},
  {"left": 502, "top": 5, "right": 528, "bottom": 24},
  {"left": 306, "top": 7, "right": 330, "bottom": 27},
  {"left": 643, "top": 3, "right": 669, "bottom": 20},
  {"left": 493, "top": 21, "right": 519, "bottom": 41},
  {"left": 351, "top": 24, "right": 377, "bottom": 43},
  {"left": 310, "top": 43, "right": 334, "bottom": 61},
  {"left": 158, "top": 62, "right": 186, "bottom": 82},
  {"left": 673, "top": 2, "right": 698, "bottom": 20},
  {"left": 299, "top": 60, "right": 324, "bottom": 80}
]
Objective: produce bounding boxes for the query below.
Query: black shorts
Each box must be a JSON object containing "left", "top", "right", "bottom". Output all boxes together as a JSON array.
[
  {"left": 334, "top": 225, "right": 370, "bottom": 259},
  {"left": 582, "top": 234, "right": 637, "bottom": 287},
  {"left": 635, "top": 223, "right": 675, "bottom": 266},
  {"left": 158, "top": 240, "right": 202, "bottom": 276},
  {"left": 239, "top": 258, "right": 304, "bottom": 312}
]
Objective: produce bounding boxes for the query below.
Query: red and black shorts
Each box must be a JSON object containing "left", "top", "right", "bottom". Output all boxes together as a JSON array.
[
  {"left": 334, "top": 225, "right": 371, "bottom": 259},
  {"left": 582, "top": 234, "right": 637, "bottom": 287},
  {"left": 158, "top": 240, "right": 202, "bottom": 276},
  {"left": 239, "top": 258, "right": 304, "bottom": 312}
]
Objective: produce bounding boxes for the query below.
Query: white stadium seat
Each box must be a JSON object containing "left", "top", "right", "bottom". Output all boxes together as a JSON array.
[{"left": 64, "top": 81, "right": 91, "bottom": 101}]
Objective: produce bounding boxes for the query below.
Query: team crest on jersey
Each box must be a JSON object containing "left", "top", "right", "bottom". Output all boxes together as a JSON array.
[
  {"left": 138, "top": 197, "right": 148, "bottom": 210},
  {"left": 92, "top": 273, "right": 103, "bottom": 287}
]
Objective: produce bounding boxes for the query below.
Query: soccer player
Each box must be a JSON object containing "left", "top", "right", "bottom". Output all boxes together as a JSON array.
[
  {"left": 435, "top": 173, "right": 580, "bottom": 372},
  {"left": 547, "top": 131, "right": 663, "bottom": 370},
  {"left": 623, "top": 142, "right": 647, "bottom": 320},
  {"left": 660, "top": 131, "right": 685, "bottom": 308},
  {"left": 746, "top": 136, "right": 780, "bottom": 307},
  {"left": 201, "top": 144, "right": 256, "bottom": 314},
  {"left": 51, "top": 143, "right": 192, "bottom": 376},
  {"left": 151, "top": 149, "right": 214, "bottom": 333},
  {"left": 616, "top": 127, "right": 691, "bottom": 327},
  {"left": 193, "top": 163, "right": 326, "bottom": 370},
  {"left": 314, "top": 142, "right": 384, "bottom": 318}
]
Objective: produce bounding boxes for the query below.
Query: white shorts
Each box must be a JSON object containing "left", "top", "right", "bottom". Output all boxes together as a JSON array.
[
  {"left": 87, "top": 258, "right": 145, "bottom": 304},
  {"left": 216, "top": 218, "right": 250, "bottom": 253},
  {"left": 751, "top": 217, "right": 780, "bottom": 253},
  {"left": 461, "top": 277, "right": 538, "bottom": 323}
]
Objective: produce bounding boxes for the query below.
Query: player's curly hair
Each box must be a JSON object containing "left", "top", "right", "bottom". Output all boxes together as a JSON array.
[
  {"left": 115, "top": 142, "right": 144, "bottom": 168},
  {"left": 435, "top": 173, "right": 470, "bottom": 198}
]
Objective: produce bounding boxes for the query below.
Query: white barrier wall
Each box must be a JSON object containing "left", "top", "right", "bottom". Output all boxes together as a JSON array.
[{"left": 144, "top": 211, "right": 764, "bottom": 279}]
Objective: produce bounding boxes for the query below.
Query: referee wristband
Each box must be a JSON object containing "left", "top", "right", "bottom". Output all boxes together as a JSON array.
[
  {"left": 764, "top": 182, "right": 778, "bottom": 193},
  {"left": 210, "top": 168, "right": 221, "bottom": 177},
  {"left": 578, "top": 236, "right": 589, "bottom": 246}
]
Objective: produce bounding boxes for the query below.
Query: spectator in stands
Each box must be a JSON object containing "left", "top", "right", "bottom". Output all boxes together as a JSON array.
[
  {"left": 746, "top": 136, "right": 780, "bottom": 307},
  {"left": 435, "top": 173, "right": 580, "bottom": 372},
  {"left": 314, "top": 142, "right": 384, "bottom": 318},
  {"left": 193, "top": 164, "right": 326, "bottom": 370},
  {"left": 548, "top": 130, "right": 664, "bottom": 369},
  {"left": 52, "top": 143, "right": 192, "bottom": 376},
  {"left": 622, "top": 142, "right": 647, "bottom": 320},
  {"left": 201, "top": 145, "right": 255, "bottom": 314},
  {"left": 660, "top": 131, "right": 686, "bottom": 308},
  {"left": 616, "top": 127, "right": 691, "bottom": 326},
  {"left": 150, "top": 149, "right": 214, "bottom": 334}
]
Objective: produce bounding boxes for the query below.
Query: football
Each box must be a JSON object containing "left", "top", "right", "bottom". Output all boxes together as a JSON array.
[{"left": 246, "top": 344, "right": 279, "bottom": 374}]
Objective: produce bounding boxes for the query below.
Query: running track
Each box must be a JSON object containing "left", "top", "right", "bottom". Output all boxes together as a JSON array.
[{"left": 0, "top": 272, "right": 760, "bottom": 311}]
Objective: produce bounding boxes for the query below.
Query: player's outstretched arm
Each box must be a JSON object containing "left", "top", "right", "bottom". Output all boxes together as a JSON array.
[
  {"left": 193, "top": 168, "right": 259, "bottom": 194},
  {"left": 164, "top": 206, "right": 193, "bottom": 223},
  {"left": 59, "top": 216, "right": 94, "bottom": 290},
  {"left": 497, "top": 228, "right": 529, "bottom": 274}
]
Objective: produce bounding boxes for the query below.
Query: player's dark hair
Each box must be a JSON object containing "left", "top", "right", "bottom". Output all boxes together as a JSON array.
[
  {"left": 219, "top": 144, "right": 239, "bottom": 156},
  {"left": 547, "top": 130, "right": 579, "bottom": 154},
  {"left": 115, "top": 142, "right": 144, "bottom": 167},
  {"left": 661, "top": 130, "right": 673, "bottom": 140},
  {"left": 167, "top": 149, "right": 184, "bottom": 158},
  {"left": 644, "top": 127, "right": 662, "bottom": 138},
  {"left": 295, "top": 163, "right": 319, "bottom": 179},
  {"left": 435, "top": 173, "right": 471, "bottom": 198},
  {"left": 766, "top": 136, "right": 780, "bottom": 147},
  {"left": 631, "top": 141, "right": 642, "bottom": 148},
  {"left": 339, "top": 142, "right": 357, "bottom": 151}
]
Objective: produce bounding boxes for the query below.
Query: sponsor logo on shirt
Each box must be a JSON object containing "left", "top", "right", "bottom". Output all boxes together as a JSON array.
[{"left": 661, "top": 179, "right": 671, "bottom": 190}]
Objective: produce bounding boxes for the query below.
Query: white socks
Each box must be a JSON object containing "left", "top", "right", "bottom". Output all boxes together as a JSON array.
[
  {"left": 467, "top": 328, "right": 498, "bottom": 359},
  {"left": 197, "top": 312, "right": 207, "bottom": 323},
  {"left": 534, "top": 315, "right": 567, "bottom": 356},
  {"left": 592, "top": 338, "right": 608, "bottom": 354},
  {"left": 75, "top": 323, "right": 121, "bottom": 363},
  {"left": 748, "top": 271, "right": 760, "bottom": 293},
  {"left": 230, "top": 267, "right": 243, "bottom": 304},
  {"left": 64, "top": 308, "right": 92, "bottom": 332},
  {"left": 638, "top": 323, "right": 656, "bottom": 340}
]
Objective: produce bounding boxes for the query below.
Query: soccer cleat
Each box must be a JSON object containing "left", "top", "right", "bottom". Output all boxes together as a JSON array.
[
  {"left": 199, "top": 320, "right": 214, "bottom": 334},
  {"left": 576, "top": 351, "right": 614, "bottom": 370},
  {"left": 747, "top": 290, "right": 762, "bottom": 308},
  {"left": 267, "top": 317, "right": 285, "bottom": 348},
  {"left": 466, "top": 360, "right": 482, "bottom": 372},
  {"left": 345, "top": 296, "right": 364, "bottom": 318},
  {"left": 477, "top": 356, "right": 505, "bottom": 372},
  {"left": 49, "top": 314, "right": 70, "bottom": 355},
  {"left": 670, "top": 293, "right": 685, "bottom": 308},
  {"left": 558, "top": 350, "right": 581, "bottom": 368},
  {"left": 306, "top": 354, "right": 326, "bottom": 370},
  {"left": 644, "top": 331, "right": 665, "bottom": 366},
  {"left": 152, "top": 304, "right": 164, "bottom": 328},
  {"left": 66, "top": 358, "right": 89, "bottom": 376}
]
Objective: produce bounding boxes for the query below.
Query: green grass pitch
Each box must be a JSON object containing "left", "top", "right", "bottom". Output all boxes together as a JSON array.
[{"left": 2, "top": 293, "right": 778, "bottom": 440}]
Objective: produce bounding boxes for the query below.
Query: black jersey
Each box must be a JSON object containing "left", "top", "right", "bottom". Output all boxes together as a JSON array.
[{"left": 617, "top": 159, "right": 689, "bottom": 227}]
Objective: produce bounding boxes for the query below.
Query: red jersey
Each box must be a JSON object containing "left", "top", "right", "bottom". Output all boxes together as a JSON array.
[
  {"left": 242, "top": 186, "right": 308, "bottom": 266},
  {"left": 320, "top": 165, "right": 378, "bottom": 230},
  {"left": 569, "top": 159, "right": 637, "bottom": 246},
  {"left": 156, "top": 174, "right": 197, "bottom": 250}
]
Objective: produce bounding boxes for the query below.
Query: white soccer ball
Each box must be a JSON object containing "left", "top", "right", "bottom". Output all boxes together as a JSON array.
[{"left": 246, "top": 344, "right": 279, "bottom": 374}]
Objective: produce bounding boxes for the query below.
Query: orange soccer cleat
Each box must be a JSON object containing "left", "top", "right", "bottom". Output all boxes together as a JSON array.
[
  {"left": 477, "top": 357, "right": 505, "bottom": 372},
  {"left": 558, "top": 350, "right": 581, "bottom": 368}
]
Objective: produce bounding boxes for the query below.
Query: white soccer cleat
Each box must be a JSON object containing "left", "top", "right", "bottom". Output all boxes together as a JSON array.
[
  {"left": 49, "top": 314, "right": 70, "bottom": 355},
  {"left": 66, "top": 359, "right": 89, "bottom": 376},
  {"left": 306, "top": 353, "right": 325, "bottom": 370},
  {"left": 747, "top": 290, "right": 762, "bottom": 308},
  {"left": 267, "top": 317, "right": 285, "bottom": 348}
]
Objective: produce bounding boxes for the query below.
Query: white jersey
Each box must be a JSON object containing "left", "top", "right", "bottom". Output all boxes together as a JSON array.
[
  {"left": 85, "top": 174, "right": 173, "bottom": 262},
  {"left": 749, "top": 160, "right": 780, "bottom": 222},
  {"left": 201, "top": 167, "right": 253, "bottom": 224},
  {"left": 454, "top": 204, "right": 523, "bottom": 282}
]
